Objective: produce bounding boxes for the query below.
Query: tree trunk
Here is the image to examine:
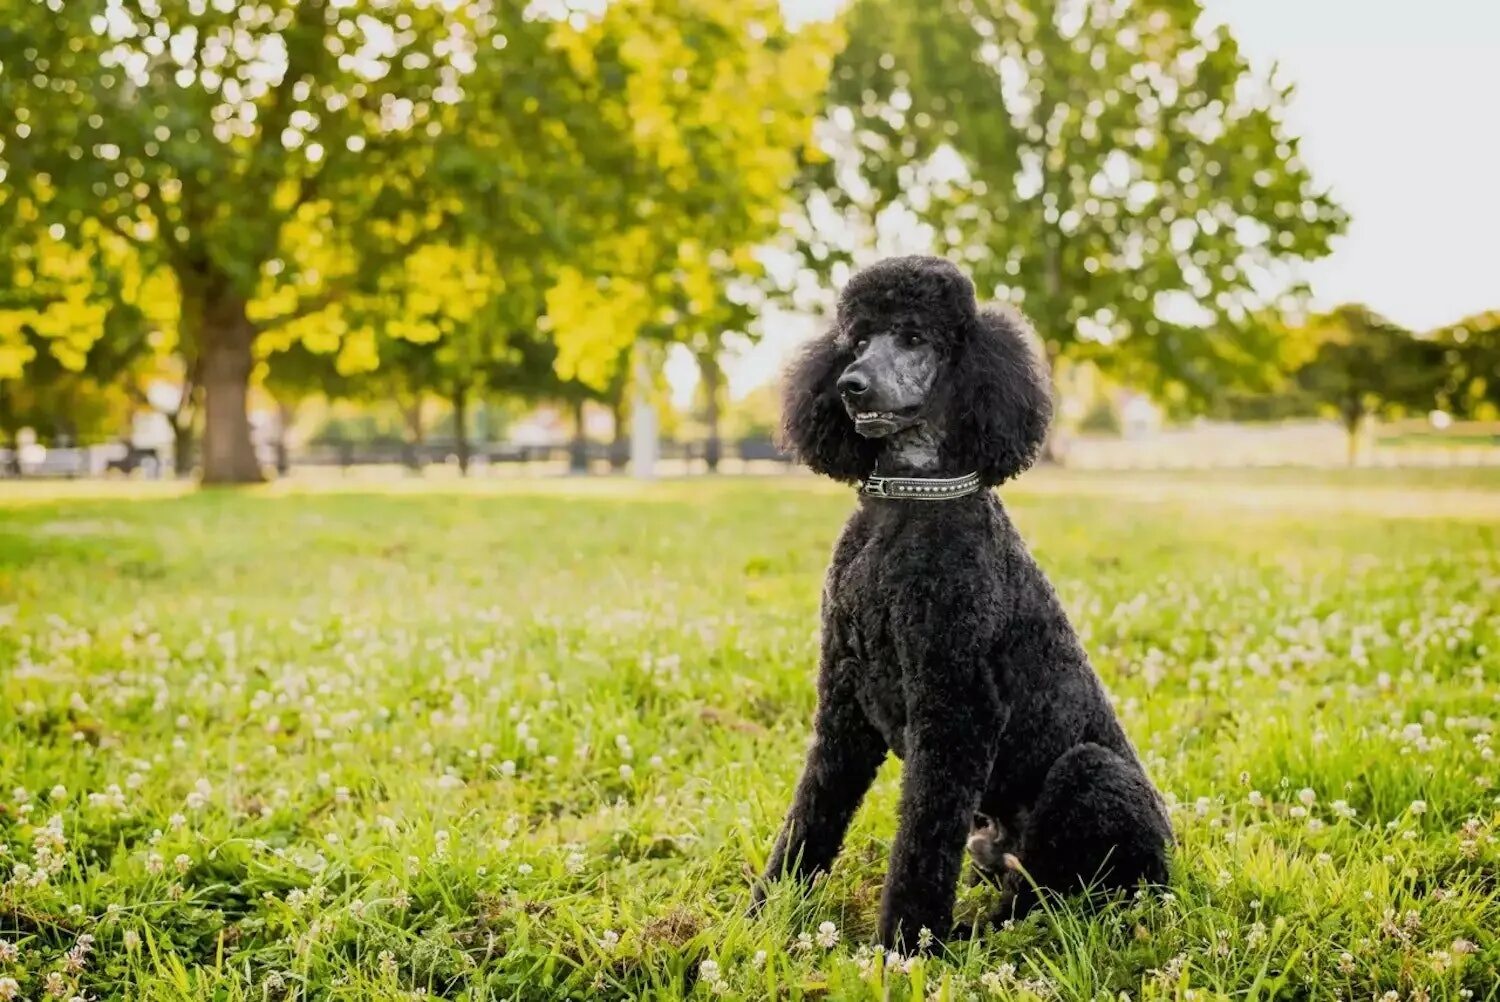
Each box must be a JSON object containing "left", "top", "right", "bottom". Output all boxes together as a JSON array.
[
  {"left": 608, "top": 396, "right": 628, "bottom": 471},
  {"left": 569, "top": 398, "right": 589, "bottom": 474},
  {"left": 700, "top": 349, "right": 722, "bottom": 473},
  {"left": 452, "top": 383, "right": 470, "bottom": 476},
  {"left": 170, "top": 415, "right": 194, "bottom": 478},
  {"left": 1344, "top": 410, "right": 1363, "bottom": 467},
  {"left": 630, "top": 347, "right": 658, "bottom": 480},
  {"left": 400, "top": 394, "right": 425, "bottom": 473},
  {"left": 195, "top": 285, "right": 264, "bottom": 484},
  {"left": 273, "top": 398, "right": 294, "bottom": 476},
  {"left": 1040, "top": 345, "right": 1065, "bottom": 465},
  {"left": 1, "top": 425, "right": 19, "bottom": 477}
]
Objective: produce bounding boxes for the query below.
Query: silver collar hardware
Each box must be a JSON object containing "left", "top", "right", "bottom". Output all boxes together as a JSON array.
[{"left": 860, "top": 471, "right": 983, "bottom": 501}]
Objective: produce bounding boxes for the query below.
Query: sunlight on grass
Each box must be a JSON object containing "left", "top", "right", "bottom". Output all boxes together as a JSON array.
[{"left": 0, "top": 470, "right": 1495, "bottom": 999}]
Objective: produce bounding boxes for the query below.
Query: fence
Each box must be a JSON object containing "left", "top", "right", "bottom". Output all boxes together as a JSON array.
[
  {"left": 6, "top": 422, "right": 1500, "bottom": 479},
  {"left": 0, "top": 437, "right": 795, "bottom": 479}
]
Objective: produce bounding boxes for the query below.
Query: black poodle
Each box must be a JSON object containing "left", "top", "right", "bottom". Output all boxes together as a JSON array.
[{"left": 754, "top": 256, "right": 1172, "bottom": 949}]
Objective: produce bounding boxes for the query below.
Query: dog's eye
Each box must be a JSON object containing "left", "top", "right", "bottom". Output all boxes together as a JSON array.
[
  {"left": 853, "top": 336, "right": 869, "bottom": 351},
  {"left": 903, "top": 333, "right": 925, "bottom": 348}
]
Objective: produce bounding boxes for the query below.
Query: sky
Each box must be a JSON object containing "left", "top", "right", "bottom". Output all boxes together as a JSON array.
[
  {"left": 680, "top": 0, "right": 1500, "bottom": 406},
  {"left": 1201, "top": 0, "right": 1500, "bottom": 331}
]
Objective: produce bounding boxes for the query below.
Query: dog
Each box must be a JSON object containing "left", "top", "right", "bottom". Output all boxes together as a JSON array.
[{"left": 753, "top": 256, "right": 1172, "bottom": 948}]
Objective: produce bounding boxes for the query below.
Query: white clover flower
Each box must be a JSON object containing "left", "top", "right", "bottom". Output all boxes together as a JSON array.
[
  {"left": 750, "top": 950, "right": 767, "bottom": 969},
  {"left": 123, "top": 929, "right": 140, "bottom": 950},
  {"left": 1248, "top": 791, "right": 1265, "bottom": 807},
  {"left": 816, "top": 921, "right": 839, "bottom": 949},
  {"left": 618, "top": 764, "right": 634, "bottom": 780},
  {"left": 599, "top": 929, "right": 620, "bottom": 950},
  {"left": 566, "top": 852, "right": 586, "bottom": 874},
  {"left": 174, "top": 853, "right": 192, "bottom": 874},
  {"left": 145, "top": 852, "right": 165, "bottom": 876},
  {"left": 699, "top": 959, "right": 720, "bottom": 982},
  {"left": 0, "top": 977, "right": 18, "bottom": 1001},
  {"left": 1410, "top": 800, "right": 1428, "bottom": 815},
  {"left": 499, "top": 760, "right": 517, "bottom": 778},
  {"left": 378, "top": 949, "right": 398, "bottom": 977},
  {"left": 517, "top": 863, "right": 533, "bottom": 876},
  {"left": 1297, "top": 788, "right": 1316, "bottom": 807},
  {"left": 0, "top": 940, "right": 15, "bottom": 963}
]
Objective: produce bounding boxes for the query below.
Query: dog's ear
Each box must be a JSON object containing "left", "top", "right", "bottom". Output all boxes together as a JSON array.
[
  {"left": 778, "top": 327, "right": 880, "bottom": 482},
  {"left": 945, "top": 306, "right": 1054, "bottom": 485}
]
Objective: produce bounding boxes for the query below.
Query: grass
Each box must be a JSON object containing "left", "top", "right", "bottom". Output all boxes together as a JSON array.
[{"left": 0, "top": 469, "right": 1496, "bottom": 1001}]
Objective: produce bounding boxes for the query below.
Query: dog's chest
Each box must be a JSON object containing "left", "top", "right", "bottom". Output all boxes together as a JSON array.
[{"left": 825, "top": 534, "right": 916, "bottom": 757}]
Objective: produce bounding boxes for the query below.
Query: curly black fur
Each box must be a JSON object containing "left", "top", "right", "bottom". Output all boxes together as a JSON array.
[{"left": 757, "top": 256, "right": 1172, "bottom": 949}]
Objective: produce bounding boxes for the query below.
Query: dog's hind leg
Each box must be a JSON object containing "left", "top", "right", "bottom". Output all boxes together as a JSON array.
[
  {"left": 965, "top": 812, "right": 1021, "bottom": 887},
  {"left": 990, "top": 743, "right": 1172, "bottom": 922}
]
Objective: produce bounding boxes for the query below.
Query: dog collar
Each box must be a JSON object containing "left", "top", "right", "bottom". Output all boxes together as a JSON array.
[{"left": 859, "top": 471, "right": 982, "bottom": 501}]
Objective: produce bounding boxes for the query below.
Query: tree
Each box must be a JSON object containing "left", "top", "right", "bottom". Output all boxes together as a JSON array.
[
  {"left": 1, "top": 1, "right": 574, "bottom": 482},
  {"left": 0, "top": 226, "right": 156, "bottom": 453},
  {"left": 541, "top": 0, "right": 837, "bottom": 472},
  {"left": 794, "top": 0, "right": 1346, "bottom": 409},
  {"left": 1430, "top": 311, "right": 1500, "bottom": 420},
  {"left": 1295, "top": 305, "right": 1444, "bottom": 464}
]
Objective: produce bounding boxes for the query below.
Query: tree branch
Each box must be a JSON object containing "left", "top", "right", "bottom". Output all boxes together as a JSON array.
[
  {"left": 254, "top": 289, "right": 342, "bottom": 333},
  {"left": 142, "top": 185, "right": 188, "bottom": 265},
  {"left": 97, "top": 213, "right": 153, "bottom": 253}
]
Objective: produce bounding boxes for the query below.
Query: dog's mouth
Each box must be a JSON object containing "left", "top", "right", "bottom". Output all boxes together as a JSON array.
[{"left": 850, "top": 406, "right": 920, "bottom": 437}]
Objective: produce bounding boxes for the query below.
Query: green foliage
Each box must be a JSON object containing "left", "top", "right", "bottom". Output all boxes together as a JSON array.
[
  {"left": 0, "top": 0, "right": 621, "bottom": 480},
  {"left": 0, "top": 472, "right": 1497, "bottom": 998},
  {"left": 0, "top": 229, "right": 155, "bottom": 443},
  {"left": 543, "top": 0, "right": 837, "bottom": 388},
  {"left": 798, "top": 0, "right": 1346, "bottom": 409},
  {"left": 1295, "top": 305, "right": 1444, "bottom": 432},
  {"left": 1430, "top": 310, "right": 1500, "bottom": 419},
  {"left": 1077, "top": 397, "right": 1123, "bottom": 435}
]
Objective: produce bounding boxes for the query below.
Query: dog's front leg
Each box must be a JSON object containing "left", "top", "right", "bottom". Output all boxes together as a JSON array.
[
  {"left": 755, "top": 655, "right": 886, "bottom": 908},
  {"left": 878, "top": 693, "right": 1002, "bottom": 949}
]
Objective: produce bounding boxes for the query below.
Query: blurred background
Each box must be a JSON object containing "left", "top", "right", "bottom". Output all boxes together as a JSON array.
[{"left": 2, "top": 0, "right": 1497, "bottom": 485}]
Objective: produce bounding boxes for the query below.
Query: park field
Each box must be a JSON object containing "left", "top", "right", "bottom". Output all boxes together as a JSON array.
[{"left": 1, "top": 470, "right": 1497, "bottom": 1000}]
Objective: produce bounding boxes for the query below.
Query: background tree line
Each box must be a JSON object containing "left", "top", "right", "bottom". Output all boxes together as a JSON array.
[{"left": 1, "top": 0, "right": 1493, "bottom": 482}]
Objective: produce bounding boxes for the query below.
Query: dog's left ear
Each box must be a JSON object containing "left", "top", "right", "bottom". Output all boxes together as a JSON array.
[
  {"left": 778, "top": 326, "right": 881, "bottom": 482},
  {"left": 945, "top": 306, "right": 1054, "bottom": 485}
]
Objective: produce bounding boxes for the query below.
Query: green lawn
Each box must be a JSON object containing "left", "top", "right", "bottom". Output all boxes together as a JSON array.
[{"left": 1, "top": 471, "right": 1496, "bottom": 1000}]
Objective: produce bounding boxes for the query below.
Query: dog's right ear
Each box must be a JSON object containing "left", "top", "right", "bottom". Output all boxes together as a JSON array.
[{"left": 778, "top": 327, "right": 880, "bottom": 482}]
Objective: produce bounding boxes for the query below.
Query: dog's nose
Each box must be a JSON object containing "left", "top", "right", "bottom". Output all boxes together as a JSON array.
[{"left": 837, "top": 370, "right": 870, "bottom": 399}]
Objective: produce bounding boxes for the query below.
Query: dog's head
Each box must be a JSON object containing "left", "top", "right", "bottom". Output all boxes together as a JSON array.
[{"left": 779, "top": 256, "right": 1053, "bottom": 486}]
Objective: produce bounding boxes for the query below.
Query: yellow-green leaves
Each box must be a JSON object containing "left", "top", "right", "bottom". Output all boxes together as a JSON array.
[{"left": 540, "top": 0, "right": 838, "bottom": 390}]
